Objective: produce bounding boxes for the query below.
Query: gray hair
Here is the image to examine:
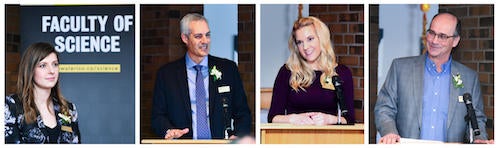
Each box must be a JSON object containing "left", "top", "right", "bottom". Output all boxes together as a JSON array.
[{"left": 180, "top": 13, "right": 208, "bottom": 35}]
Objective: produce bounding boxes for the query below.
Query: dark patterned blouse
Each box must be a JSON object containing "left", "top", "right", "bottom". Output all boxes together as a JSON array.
[{"left": 5, "top": 94, "right": 81, "bottom": 144}]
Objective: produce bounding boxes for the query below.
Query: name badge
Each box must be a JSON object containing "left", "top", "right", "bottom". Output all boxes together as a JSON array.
[
  {"left": 61, "top": 125, "right": 73, "bottom": 133},
  {"left": 320, "top": 73, "right": 335, "bottom": 91},
  {"left": 458, "top": 95, "right": 464, "bottom": 103},
  {"left": 218, "top": 86, "right": 230, "bottom": 93}
]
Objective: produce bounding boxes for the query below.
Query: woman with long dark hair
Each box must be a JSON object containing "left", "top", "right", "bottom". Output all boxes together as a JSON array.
[{"left": 5, "top": 42, "right": 81, "bottom": 143}]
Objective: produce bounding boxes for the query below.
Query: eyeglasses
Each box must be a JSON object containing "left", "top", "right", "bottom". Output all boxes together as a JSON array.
[{"left": 426, "top": 29, "right": 457, "bottom": 42}]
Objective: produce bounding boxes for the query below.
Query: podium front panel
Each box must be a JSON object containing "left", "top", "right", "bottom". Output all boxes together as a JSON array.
[{"left": 260, "top": 123, "right": 364, "bottom": 144}]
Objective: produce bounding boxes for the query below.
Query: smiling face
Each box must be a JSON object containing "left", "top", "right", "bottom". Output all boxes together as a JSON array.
[
  {"left": 33, "top": 52, "right": 59, "bottom": 91},
  {"left": 182, "top": 20, "right": 211, "bottom": 64},
  {"left": 426, "top": 13, "right": 460, "bottom": 62},
  {"left": 294, "top": 25, "right": 321, "bottom": 68}
]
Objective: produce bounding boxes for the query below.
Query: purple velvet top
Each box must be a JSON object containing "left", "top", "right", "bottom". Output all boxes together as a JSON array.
[{"left": 267, "top": 64, "right": 355, "bottom": 123}]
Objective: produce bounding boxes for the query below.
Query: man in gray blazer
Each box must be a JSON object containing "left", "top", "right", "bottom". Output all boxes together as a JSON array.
[{"left": 375, "top": 12, "right": 493, "bottom": 144}]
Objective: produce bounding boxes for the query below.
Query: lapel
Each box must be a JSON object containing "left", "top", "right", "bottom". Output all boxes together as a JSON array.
[
  {"left": 413, "top": 55, "right": 425, "bottom": 129},
  {"left": 447, "top": 60, "right": 460, "bottom": 129},
  {"left": 207, "top": 55, "right": 218, "bottom": 119},
  {"left": 175, "top": 59, "right": 192, "bottom": 122}
]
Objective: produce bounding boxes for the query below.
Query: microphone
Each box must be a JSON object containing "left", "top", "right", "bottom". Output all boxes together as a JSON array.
[
  {"left": 332, "top": 76, "right": 348, "bottom": 120},
  {"left": 463, "top": 93, "right": 480, "bottom": 137},
  {"left": 222, "top": 97, "right": 233, "bottom": 139}
]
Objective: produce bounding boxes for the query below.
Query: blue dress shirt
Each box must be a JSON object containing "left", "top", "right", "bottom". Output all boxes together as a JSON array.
[
  {"left": 420, "top": 55, "right": 452, "bottom": 141},
  {"left": 185, "top": 55, "right": 210, "bottom": 139}
]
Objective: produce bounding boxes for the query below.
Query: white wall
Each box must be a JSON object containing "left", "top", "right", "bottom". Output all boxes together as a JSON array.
[
  {"left": 204, "top": 4, "right": 238, "bottom": 62},
  {"left": 260, "top": 4, "right": 308, "bottom": 88},
  {"left": 377, "top": 4, "right": 438, "bottom": 91}
]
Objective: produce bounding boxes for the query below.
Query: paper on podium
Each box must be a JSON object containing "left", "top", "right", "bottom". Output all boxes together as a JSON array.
[{"left": 399, "top": 138, "right": 444, "bottom": 144}]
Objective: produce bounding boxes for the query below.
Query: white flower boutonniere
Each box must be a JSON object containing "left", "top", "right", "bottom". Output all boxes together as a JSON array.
[
  {"left": 58, "top": 113, "right": 72, "bottom": 125},
  {"left": 452, "top": 73, "right": 464, "bottom": 89},
  {"left": 210, "top": 65, "right": 222, "bottom": 81}
]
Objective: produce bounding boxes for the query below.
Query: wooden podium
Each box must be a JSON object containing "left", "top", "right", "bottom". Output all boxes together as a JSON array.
[
  {"left": 141, "top": 139, "right": 231, "bottom": 144},
  {"left": 260, "top": 123, "right": 364, "bottom": 144}
]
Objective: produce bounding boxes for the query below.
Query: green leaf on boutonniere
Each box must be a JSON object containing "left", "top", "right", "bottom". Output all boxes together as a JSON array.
[{"left": 58, "top": 113, "right": 72, "bottom": 125}]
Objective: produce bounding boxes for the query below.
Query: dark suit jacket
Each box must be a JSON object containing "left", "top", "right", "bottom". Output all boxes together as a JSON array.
[{"left": 151, "top": 55, "right": 252, "bottom": 139}]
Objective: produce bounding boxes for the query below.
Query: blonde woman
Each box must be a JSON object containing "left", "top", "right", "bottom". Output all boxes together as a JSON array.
[
  {"left": 268, "top": 16, "right": 355, "bottom": 125},
  {"left": 5, "top": 42, "right": 80, "bottom": 143}
]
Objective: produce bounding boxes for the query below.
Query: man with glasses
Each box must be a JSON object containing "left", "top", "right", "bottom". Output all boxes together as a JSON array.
[
  {"left": 375, "top": 12, "right": 493, "bottom": 144},
  {"left": 151, "top": 13, "right": 252, "bottom": 140}
]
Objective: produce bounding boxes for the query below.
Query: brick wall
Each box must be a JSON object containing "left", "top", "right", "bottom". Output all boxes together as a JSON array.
[
  {"left": 5, "top": 5, "right": 21, "bottom": 95},
  {"left": 140, "top": 5, "right": 256, "bottom": 139},
  {"left": 309, "top": 4, "right": 365, "bottom": 123},
  {"left": 238, "top": 4, "right": 256, "bottom": 135},
  {"left": 368, "top": 4, "right": 379, "bottom": 144},
  {"left": 440, "top": 4, "right": 494, "bottom": 140}
]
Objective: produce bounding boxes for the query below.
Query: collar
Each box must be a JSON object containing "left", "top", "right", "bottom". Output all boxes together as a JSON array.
[
  {"left": 425, "top": 53, "right": 452, "bottom": 74},
  {"left": 185, "top": 54, "right": 208, "bottom": 69}
]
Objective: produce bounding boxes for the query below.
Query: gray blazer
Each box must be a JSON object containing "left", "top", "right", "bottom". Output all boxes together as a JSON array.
[{"left": 375, "top": 55, "right": 488, "bottom": 143}]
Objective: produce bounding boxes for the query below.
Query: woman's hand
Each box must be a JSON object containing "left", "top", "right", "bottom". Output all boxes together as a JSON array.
[
  {"left": 309, "top": 112, "right": 347, "bottom": 125},
  {"left": 272, "top": 112, "right": 346, "bottom": 125},
  {"left": 287, "top": 113, "right": 316, "bottom": 125}
]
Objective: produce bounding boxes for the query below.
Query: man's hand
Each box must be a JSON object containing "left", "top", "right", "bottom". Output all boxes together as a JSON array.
[
  {"left": 379, "top": 133, "right": 400, "bottom": 144},
  {"left": 473, "top": 139, "right": 494, "bottom": 144},
  {"left": 164, "top": 128, "right": 189, "bottom": 140},
  {"left": 229, "top": 135, "right": 238, "bottom": 140}
]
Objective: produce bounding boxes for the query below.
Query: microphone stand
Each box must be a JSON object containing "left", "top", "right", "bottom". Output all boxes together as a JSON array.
[
  {"left": 222, "top": 97, "right": 233, "bottom": 139},
  {"left": 469, "top": 122, "right": 474, "bottom": 143},
  {"left": 463, "top": 93, "right": 480, "bottom": 143},
  {"left": 464, "top": 113, "right": 474, "bottom": 143},
  {"left": 332, "top": 76, "right": 348, "bottom": 125},
  {"left": 337, "top": 103, "right": 342, "bottom": 124},
  {"left": 464, "top": 109, "right": 480, "bottom": 143}
]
